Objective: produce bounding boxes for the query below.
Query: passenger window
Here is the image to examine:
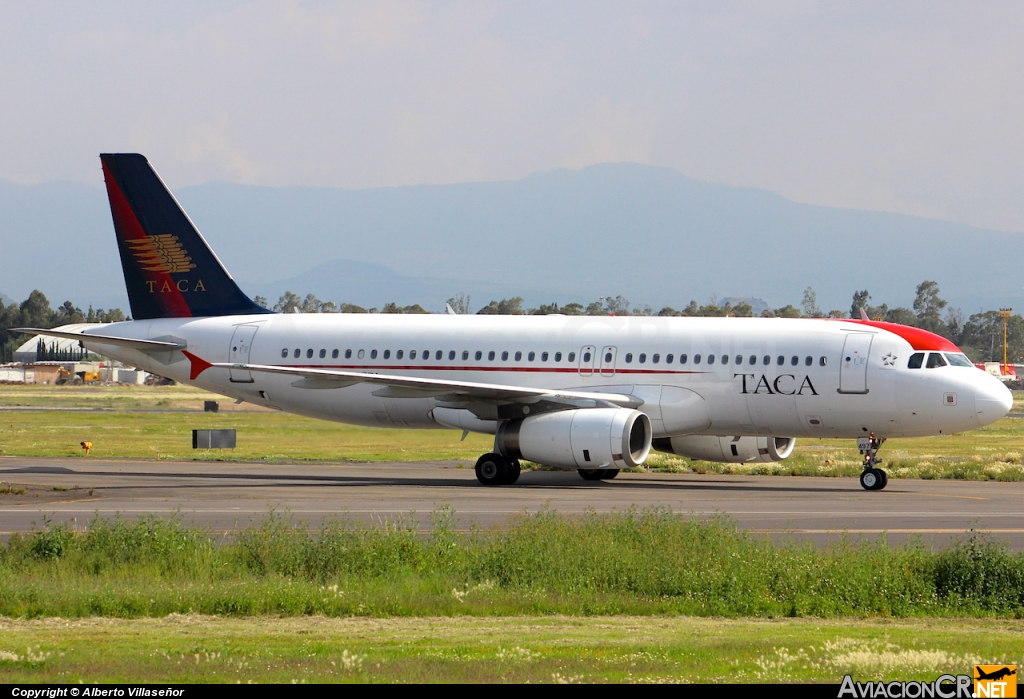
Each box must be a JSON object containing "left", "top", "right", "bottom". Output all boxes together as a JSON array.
[
  {"left": 436, "top": 350, "right": 442, "bottom": 360},
  {"left": 804, "top": 356, "right": 812, "bottom": 366},
  {"left": 345, "top": 349, "right": 352, "bottom": 359},
  {"left": 749, "top": 355, "right": 757, "bottom": 365},
  {"left": 555, "top": 352, "right": 562, "bottom": 362},
  {"left": 449, "top": 350, "right": 456, "bottom": 360},
  {"left": 281, "top": 349, "right": 288, "bottom": 358},
  {"left": 908, "top": 353, "right": 924, "bottom": 369},
  {"left": 763, "top": 355, "right": 770, "bottom": 365},
  {"left": 541, "top": 351, "right": 549, "bottom": 361},
  {"left": 605, "top": 352, "right": 613, "bottom": 363},
  {"left": 357, "top": 349, "right": 365, "bottom": 359},
  {"left": 777, "top": 356, "right": 784, "bottom": 366},
  {"left": 680, "top": 354, "right": 688, "bottom": 364},
  {"left": 708, "top": 355, "right": 715, "bottom": 365},
  {"left": 423, "top": 350, "right": 430, "bottom": 360},
  {"left": 332, "top": 349, "right": 339, "bottom": 359},
  {"left": 735, "top": 355, "right": 742, "bottom": 365},
  {"left": 694, "top": 354, "right": 702, "bottom": 364},
  {"left": 568, "top": 352, "right": 576, "bottom": 362},
  {"left": 475, "top": 351, "right": 482, "bottom": 360},
  {"left": 410, "top": 350, "right": 417, "bottom": 359},
  {"left": 584, "top": 351, "right": 592, "bottom": 362},
  {"left": 462, "top": 351, "right": 469, "bottom": 360},
  {"left": 721, "top": 355, "right": 728, "bottom": 365},
  {"left": 307, "top": 349, "right": 314, "bottom": 359},
  {"left": 370, "top": 350, "right": 378, "bottom": 359},
  {"left": 294, "top": 349, "right": 301, "bottom": 359},
  {"left": 819, "top": 356, "right": 827, "bottom": 366},
  {"left": 791, "top": 356, "right": 798, "bottom": 366},
  {"left": 488, "top": 351, "right": 495, "bottom": 361},
  {"left": 625, "top": 353, "right": 633, "bottom": 363},
  {"left": 666, "top": 354, "right": 674, "bottom": 364},
  {"left": 397, "top": 350, "right": 404, "bottom": 360},
  {"left": 652, "top": 353, "right": 660, "bottom": 364},
  {"left": 529, "top": 351, "right": 536, "bottom": 361},
  {"left": 926, "top": 353, "right": 947, "bottom": 368},
  {"left": 319, "top": 349, "right": 326, "bottom": 358},
  {"left": 639, "top": 353, "right": 646, "bottom": 364},
  {"left": 515, "top": 351, "right": 522, "bottom": 361},
  {"left": 502, "top": 351, "right": 509, "bottom": 361},
  {"left": 383, "top": 350, "right": 391, "bottom": 360}
]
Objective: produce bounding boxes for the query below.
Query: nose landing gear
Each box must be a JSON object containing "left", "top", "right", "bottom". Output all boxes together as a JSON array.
[{"left": 858, "top": 434, "right": 888, "bottom": 491}]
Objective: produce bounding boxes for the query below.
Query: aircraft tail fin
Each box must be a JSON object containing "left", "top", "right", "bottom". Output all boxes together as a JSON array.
[{"left": 100, "top": 153, "right": 271, "bottom": 320}]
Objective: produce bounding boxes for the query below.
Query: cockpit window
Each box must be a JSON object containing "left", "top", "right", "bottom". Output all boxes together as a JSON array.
[
  {"left": 925, "top": 352, "right": 948, "bottom": 368},
  {"left": 944, "top": 353, "right": 974, "bottom": 368},
  {"left": 907, "top": 352, "right": 924, "bottom": 369}
]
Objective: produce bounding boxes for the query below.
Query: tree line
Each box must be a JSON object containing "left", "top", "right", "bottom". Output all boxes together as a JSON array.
[
  {"left": 261, "top": 282, "right": 1024, "bottom": 364},
  {"left": 0, "top": 291, "right": 127, "bottom": 363}
]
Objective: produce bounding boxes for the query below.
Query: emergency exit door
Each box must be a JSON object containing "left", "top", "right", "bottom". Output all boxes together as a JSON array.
[
  {"left": 228, "top": 325, "right": 259, "bottom": 383},
  {"left": 839, "top": 332, "right": 872, "bottom": 394}
]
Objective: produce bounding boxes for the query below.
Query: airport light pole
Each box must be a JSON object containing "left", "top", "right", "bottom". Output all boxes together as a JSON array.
[{"left": 1000, "top": 308, "right": 1013, "bottom": 375}]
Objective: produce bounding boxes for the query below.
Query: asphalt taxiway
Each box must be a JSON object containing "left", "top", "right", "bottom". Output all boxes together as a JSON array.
[{"left": 1, "top": 456, "right": 1022, "bottom": 549}]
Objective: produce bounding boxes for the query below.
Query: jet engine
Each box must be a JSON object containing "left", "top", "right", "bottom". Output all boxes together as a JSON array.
[
  {"left": 652, "top": 435, "right": 795, "bottom": 463},
  {"left": 495, "top": 407, "right": 652, "bottom": 470}
]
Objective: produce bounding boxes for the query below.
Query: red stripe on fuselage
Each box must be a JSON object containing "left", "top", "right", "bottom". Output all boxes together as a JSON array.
[
  {"left": 844, "top": 320, "right": 960, "bottom": 352},
  {"left": 101, "top": 161, "right": 192, "bottom": 318}
]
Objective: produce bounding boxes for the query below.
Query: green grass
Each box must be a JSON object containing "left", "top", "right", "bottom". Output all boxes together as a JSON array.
[
  {"left": 2, "top": 384, "right": 1024, "bottom": 479},
  {"left": 2, "top": 509, "right": 1024, "bottom": 620},
  {"left": 1, "top": 615, "right": 1021, "bottom": 683}
]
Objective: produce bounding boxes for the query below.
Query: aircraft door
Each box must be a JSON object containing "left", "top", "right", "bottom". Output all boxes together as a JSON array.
[
  {"left": 600, "top": 346, "right": 617, "bottom": 377},
  {"left": 228, "top": 325, "right": 259, "bottom": 383},
  {"left": 839, "top": 332, "right": 873, "bottom": 394},
  {"left": 578, "top": 346, "right": 596, "bottom": 376}
]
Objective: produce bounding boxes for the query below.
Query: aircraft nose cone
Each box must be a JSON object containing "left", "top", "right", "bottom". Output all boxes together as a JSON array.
[{"left": 975, "top": 375, "right": 1014, "bottom": 426}]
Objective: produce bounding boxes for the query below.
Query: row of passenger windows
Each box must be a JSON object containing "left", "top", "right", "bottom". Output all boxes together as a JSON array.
[
  {"left": 282, "top": 347, "right": 581, "bottom": 362},
  {"left": 281, "top": 347, "right": 827, "bottom": 367},
  {"left": 624, "top": 352, "right": 827, "bottom": 367}
]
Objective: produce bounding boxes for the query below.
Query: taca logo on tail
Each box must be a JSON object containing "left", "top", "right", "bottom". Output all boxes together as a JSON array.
[{"left": 100, "top": 153, "right": 271, "bottom": 320}]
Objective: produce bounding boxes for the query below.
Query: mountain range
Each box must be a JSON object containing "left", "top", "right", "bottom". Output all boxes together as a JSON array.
[{"left": 1, "top": 163, "right": 1021, "bottom": 315}]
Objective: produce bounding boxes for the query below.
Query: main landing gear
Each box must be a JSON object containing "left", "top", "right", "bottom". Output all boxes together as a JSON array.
[
  {"left": 858, "top": 433, "right": 888, "bottom": 491},
  {"left": 474, "top": 452, "right": 521, "bottom": 486}
]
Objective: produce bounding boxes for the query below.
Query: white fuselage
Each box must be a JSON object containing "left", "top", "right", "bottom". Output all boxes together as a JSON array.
[{"left": 81, "top": 314, "right": 1013, "bottom": 441}]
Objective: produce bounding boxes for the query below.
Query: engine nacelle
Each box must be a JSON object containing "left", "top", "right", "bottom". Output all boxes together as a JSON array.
[
  {"left": 496, "top": 408, "right": 652, "bottom": 470},
  {"left": 652, "top": 435, "right": 795, "bottom": 463}
]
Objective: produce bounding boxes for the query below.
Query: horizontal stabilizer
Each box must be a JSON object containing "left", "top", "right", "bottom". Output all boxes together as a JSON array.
[{"left": 12, "top": 328, "right": 186, "bottom": 352}]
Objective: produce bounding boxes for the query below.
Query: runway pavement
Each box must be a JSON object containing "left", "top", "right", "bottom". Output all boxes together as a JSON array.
[{"left": 2, "top": 456, "right": 1023, "bottom": 549}]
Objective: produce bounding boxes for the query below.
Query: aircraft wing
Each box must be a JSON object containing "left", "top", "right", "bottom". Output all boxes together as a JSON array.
[
  {"left": 12, "top": 328, "right": 187, "bottom": 351},
  {"left": 210, "top": 361, "right": 642, "bottom": 408}
]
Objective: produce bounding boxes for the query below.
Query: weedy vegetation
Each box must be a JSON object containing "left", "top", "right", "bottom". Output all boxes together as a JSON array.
[{"left": 1, "top": 509, "right": 1023, "bottom": 619}]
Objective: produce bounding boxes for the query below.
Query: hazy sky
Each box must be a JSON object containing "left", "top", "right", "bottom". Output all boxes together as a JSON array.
[{"left": 3, "top": 1, "right": 1024, "bottom": 232}]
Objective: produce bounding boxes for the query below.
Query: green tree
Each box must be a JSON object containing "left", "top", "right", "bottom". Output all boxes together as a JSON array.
[
  {"left": 446, "top": 293, "right": 472, "bottom": 314},
  {"left": 561, "top": 303, "right": 585, "bottom": 315},
  {"left": 340, "top": 303, "right": 367, "bottom": 313},
  {"left": 801, "top": 287, "right": 822, "bottom": 317},
  {"left": 913, "top": 280, "right": 947, "bottom": 334},
  {"left": 532, "top": 302, "right": 561, "bottom": 315},
  {"left": 253, "top": 295, "right": 268, "bottom": 309},
  {"left": 274, "top": 291, "right": 301, "bottom": 313},
  {"left": 774, "top": 304, "right": 801, "bottom": 318},
  {"left": 476, "top": 297, "right": 524, "bottom": 315},
  {"left": 884, "top": 307, "right": 917, "bottom": 326},
  {"left": 851, "top": 290, "right": 871, "bottom": 319}
]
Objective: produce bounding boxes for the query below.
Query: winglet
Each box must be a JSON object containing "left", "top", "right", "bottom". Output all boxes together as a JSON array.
[
  {"left": 858, "top": 307, "right": 870, "bottom": 321},
  {"left": 182, "top": 350, "right": 213, "bottom": 380}
]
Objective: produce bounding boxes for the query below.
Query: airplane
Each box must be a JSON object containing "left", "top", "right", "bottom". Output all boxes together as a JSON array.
[{"left": 16, "top": 153, "right": 1014, "bottom": 490}]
